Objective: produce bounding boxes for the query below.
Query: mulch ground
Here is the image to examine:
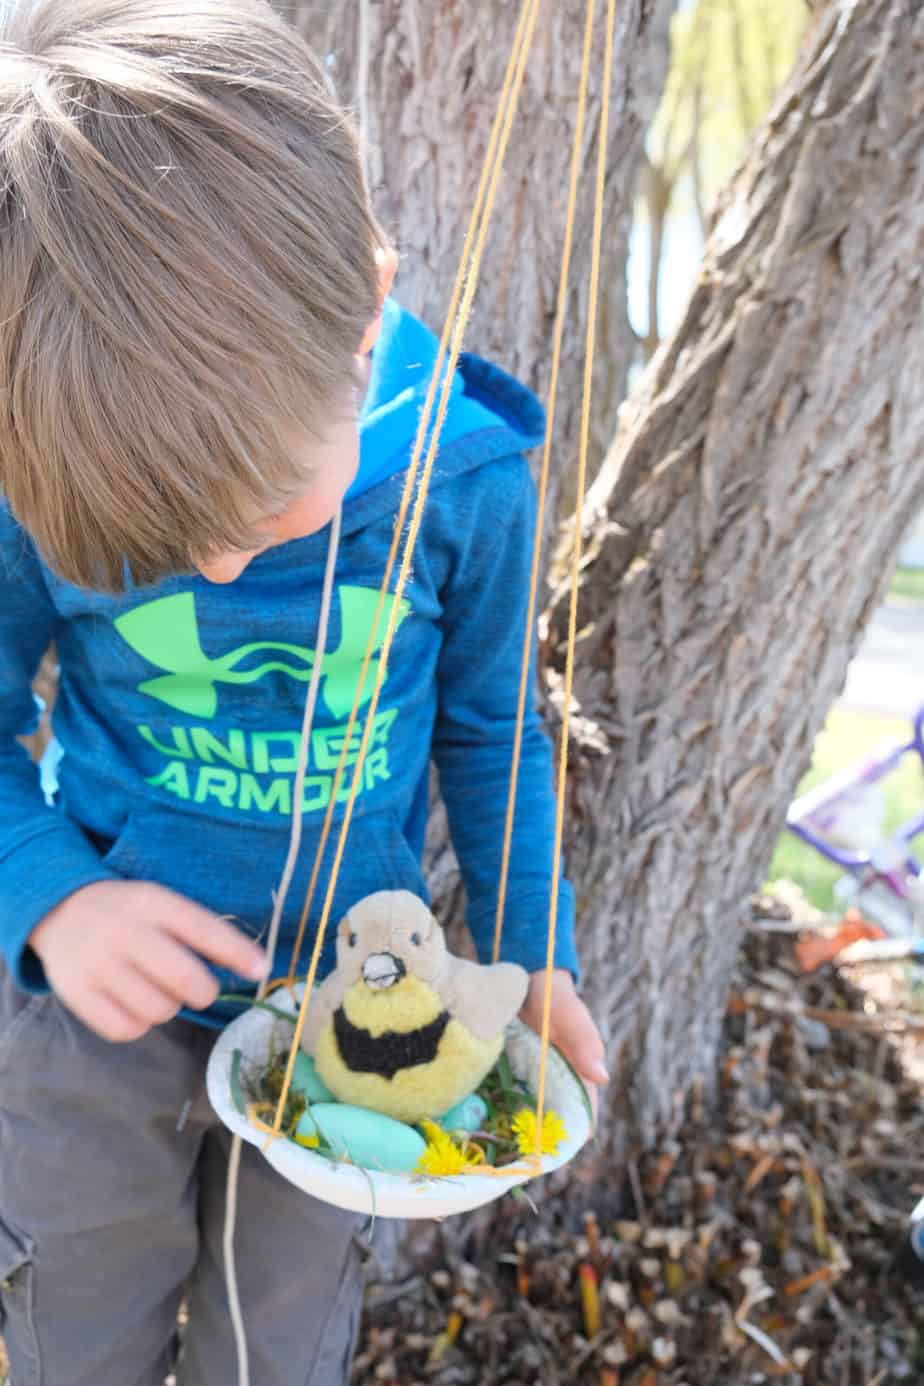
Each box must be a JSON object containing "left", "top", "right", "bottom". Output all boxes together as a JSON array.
[{"left": 352, "top": 892, "right": 924, "bottom": 1386}]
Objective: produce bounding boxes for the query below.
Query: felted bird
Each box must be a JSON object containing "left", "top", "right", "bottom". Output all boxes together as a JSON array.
[{"left": 301, "top": 890, "right": 529, "bottom": 1124}]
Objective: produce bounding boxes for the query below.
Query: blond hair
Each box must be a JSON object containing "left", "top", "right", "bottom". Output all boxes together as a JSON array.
[{"left": 0, "top": 0, "right": 383, "bottom": 590}]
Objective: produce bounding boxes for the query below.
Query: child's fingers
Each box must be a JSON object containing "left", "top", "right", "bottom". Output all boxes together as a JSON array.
[
  {"left": 549, "top": 992, "right": 610, "bottom": 1088},
  {"left": 133, "top": 931, "right": 221, "bottom": 1012},
  {"left": 561, "top": 1033, "right": 610, "bottom": 1089},
  {"left": 520, "top": 974, "right": 609, "bottom": 1126},
  {"left": 76, "top": 988, "right": 154, "bottom": 1044},
  {"left": 550, "top": 1001, "right": 606, "bottom": 1128},
  {"left": 104, "top": 963, "right": 183, "bottom": 1031},
  {"left": 157, "top": 889, "right": 268, "bottom": 981}
]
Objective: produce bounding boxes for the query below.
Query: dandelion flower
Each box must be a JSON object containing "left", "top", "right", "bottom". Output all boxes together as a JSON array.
[
  {"left": 416, "top": 1120, "right": 482, "bottom": 1177},
  {"left": 512, "top": 1107, "right": 567, "bottom": 1157}
]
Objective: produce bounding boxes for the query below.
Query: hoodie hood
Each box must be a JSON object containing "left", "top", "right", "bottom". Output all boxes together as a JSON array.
[{"left": 342, "top": 298, "right": 545, "bottom": 530}]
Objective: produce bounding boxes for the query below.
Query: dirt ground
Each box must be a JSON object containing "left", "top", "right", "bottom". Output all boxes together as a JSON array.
[{"left": 352, "top": 894, "right": 924, "bottom": 1386}]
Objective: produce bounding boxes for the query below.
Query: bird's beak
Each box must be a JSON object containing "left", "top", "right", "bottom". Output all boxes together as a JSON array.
[{"left": 362, "top": 952, "right": 407, "bottom": 990}]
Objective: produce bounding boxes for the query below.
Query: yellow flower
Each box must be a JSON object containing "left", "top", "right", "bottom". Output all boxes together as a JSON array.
[
  {"left": 416, "top": 1120, "right": 482, "bottom": 1177},
  {"left": 512, "top": 1107, "right": 568, "bottom": 1157}
]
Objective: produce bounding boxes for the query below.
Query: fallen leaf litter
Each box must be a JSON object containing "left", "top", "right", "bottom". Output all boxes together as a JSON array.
[{"left": 352, "top": 890, "right": 924, "bottom": 1386}]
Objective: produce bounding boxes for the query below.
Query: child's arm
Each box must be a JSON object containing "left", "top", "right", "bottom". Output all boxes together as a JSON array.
[
  {"left": 0, "top": 505, "right": 266, "bottom": 1038},
  {"left": 429, "top": 456, "right": 608, "bottom": 1096},
  {"left": 0, "top": 502, "right": 119, "bottom": 985}
]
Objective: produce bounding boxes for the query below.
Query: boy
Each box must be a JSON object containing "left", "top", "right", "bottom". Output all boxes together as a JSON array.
[{"left": 0, "top": 2, "right": 608, "bottom": 1383}]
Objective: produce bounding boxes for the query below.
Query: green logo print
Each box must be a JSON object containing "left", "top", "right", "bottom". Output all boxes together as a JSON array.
[{"left": 114, "top": 586, "right": 410, "bottom": 719}]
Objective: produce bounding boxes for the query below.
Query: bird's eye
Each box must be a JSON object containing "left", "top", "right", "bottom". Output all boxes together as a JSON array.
[
  {"left": 410, "top": 931, "right": 422, "bottom": 946},
  {"left": 348, "top": 931, "right": 357, "bottom": 948}
]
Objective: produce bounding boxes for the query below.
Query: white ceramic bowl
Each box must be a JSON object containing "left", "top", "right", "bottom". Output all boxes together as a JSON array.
[{"left": 206, "top": 990, "right": 592, "bottom": 1220}]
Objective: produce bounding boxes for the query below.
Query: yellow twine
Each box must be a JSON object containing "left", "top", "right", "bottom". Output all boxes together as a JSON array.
[
  {"left": 263, "top": 976, "right": 299, "bottom": 1000},
  {"left": 493, "top": 0, "right": 600, "bottom": 964},
  {"left": 282, "top": 0, "right": 540, "bottom": 994},
  {"left": 265, "top": 0, "right": 618, "bottom": 1179},
  {"left": 247, "top": 1102, "right": 287, "bottom": 1147},
  {"left": 272, "top": 0, "right": 545, "bottom": 1141},
  {"left": 531, "top": 0, "right": 618, "bottom": 1181}
]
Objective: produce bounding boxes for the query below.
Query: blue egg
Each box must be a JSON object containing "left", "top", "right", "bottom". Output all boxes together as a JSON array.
[
  {"left": 438, "top": 1094, "right": 488, "bottom": 1133},
  {"left": 295, "top": 1103, "right": 427, "bottom": 1173},
  {"left": 290, "top": 1050, "right": 335, "bottom": 1103}
]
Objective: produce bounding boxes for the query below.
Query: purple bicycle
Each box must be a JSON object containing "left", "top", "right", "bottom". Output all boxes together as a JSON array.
[
  {"left": 786, "top": 703, "right": 924, "bottom": 940},
  {"left": 789, "top": 706, "right": 924, "bottom": 1270}
]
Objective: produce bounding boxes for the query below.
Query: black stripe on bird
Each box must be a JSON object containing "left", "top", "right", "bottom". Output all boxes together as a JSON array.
[{"left": 301, "top": 890, "right": 529, "bottom": 1124}]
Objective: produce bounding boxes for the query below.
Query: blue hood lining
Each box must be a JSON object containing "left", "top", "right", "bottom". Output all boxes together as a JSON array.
[{"left": 345, "top": 299, "right": 545, "bottom": 523}]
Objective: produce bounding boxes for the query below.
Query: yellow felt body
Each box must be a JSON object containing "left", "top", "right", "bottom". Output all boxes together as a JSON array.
[
  {"left": 315, "top": 975, "right": 504, "bottom": 1123},
  {"left": 341, "top": 975, "right": 443, "bottom": 1036}
]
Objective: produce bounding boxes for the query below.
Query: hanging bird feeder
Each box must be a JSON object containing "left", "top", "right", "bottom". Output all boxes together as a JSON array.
[
  {"left": 208, "top": 983, "right": 592, "bottom": 1221},
  {"left": 208, "top": 0, "right": 614, "bottom": 1226}
]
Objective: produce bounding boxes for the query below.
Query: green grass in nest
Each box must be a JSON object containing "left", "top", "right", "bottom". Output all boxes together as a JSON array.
[{"left": 245, "top": 1040, "right": 561, "bottom": 1170}]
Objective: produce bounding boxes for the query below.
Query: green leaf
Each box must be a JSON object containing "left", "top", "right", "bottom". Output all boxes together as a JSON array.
[
  {"left": 497, "top": 1050, "right": 518, "bottom": 1100},
  {"left": 218, "top": 993, "right": 298, "bottom": 1026},
  {"left": 358, "top": 1163, "right": 377, "bottom": 1242},
  {"left": 230, "top": 1049, "right": 247, "bottom": 1116}
]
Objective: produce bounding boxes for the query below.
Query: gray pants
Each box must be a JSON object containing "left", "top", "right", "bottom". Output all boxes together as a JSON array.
[{"left": 0, "top": 968, "right": 366, "bottom": 1386}]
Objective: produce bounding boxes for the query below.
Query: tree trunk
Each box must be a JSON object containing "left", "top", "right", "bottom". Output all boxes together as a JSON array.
[
  {"left": 544, "top": 0, "right": 924, "bottom": 1157},
  {"left": 280, "top": 0, "right": 673, "bottom": 528}
]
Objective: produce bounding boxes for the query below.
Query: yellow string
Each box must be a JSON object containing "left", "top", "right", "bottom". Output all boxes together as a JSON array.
[
  {"left": 271, "top": 0, "right": 545, "bottom": 1140},
  {"left": 492, "top": 0, "right": 600, "bottom": 964},
  {"left": 266, "top": 0, "right": 618, "bottom": 1177},
  {"left": 263, "top": 976, "right": 298, "bottom": 1000},
  {"left": 530, "top": 0, "right": 618, "bottom": 1180},
  {"left": 283, "top": 0, "right": 539, "bottom": 991}
]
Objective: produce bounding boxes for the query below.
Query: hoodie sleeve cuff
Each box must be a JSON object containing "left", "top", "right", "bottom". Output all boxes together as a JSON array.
[
  {"left": 0, "top": 823, "right": 117, "bottom": 993},
  {"left": 467, "top": 884, "right": 580, "bottom": 982}
]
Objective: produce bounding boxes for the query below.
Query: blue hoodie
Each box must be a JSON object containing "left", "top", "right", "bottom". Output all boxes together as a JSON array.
[{"left": 0, "top": 300, "right": 577, "bottom": 1023}]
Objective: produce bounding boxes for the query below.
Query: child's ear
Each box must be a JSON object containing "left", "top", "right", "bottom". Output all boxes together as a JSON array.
[
  {"left": 358, "top": 246, "right": 399, "bottom": 355},
  {"left": 375, "top": 244, "right": 399, "bottom": 300}
]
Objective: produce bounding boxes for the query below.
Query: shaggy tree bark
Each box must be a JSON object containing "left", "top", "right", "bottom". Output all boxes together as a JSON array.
[
  {"left": 544, "top": 0, "right": 924, "bottom": 1155},
  {"left": 280, "top": 0, "right": 673, "bottom": 524}
]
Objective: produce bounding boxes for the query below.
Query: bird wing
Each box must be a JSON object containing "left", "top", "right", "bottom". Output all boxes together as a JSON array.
[
  {"left": 442, "top": 958, "right": 530, "bottom": 1040},
  {"left": 300, "top": 971, "right": 343, "bottom": 1056}
]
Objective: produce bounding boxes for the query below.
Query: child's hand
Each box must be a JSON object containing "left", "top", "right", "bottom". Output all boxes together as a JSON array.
[
  {"left": 519, "top": 969, "right": 609, "bottom": 1121},
  {"left": 29, "top": 880, "right": 268, "bottom": 1042}
]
